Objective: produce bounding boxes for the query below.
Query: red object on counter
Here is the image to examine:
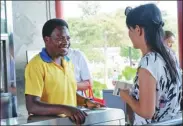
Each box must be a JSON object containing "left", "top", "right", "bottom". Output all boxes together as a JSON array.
[{"left": 84, "top": 86, "right": 106, "bottom": 105}]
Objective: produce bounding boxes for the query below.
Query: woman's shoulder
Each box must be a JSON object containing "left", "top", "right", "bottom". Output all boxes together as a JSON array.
[
  {"left": 137, "top": 52, "right": 165, "bottom": 81},
  {"left": 140, "top": 52, "right": 164, "bottom": 67}
]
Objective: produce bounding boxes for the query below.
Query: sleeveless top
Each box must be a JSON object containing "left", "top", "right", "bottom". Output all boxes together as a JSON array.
[{"left": 131, "top": 51, "right": 182, "bottom": 125}]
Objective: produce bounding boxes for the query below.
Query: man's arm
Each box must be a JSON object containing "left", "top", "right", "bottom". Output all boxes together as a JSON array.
[
  {"left": 25, "top": 63, "right": 72, "bottom": 116},
  {"left": 25, "top": 94, "right": 71, "bottom": 115},
  {"left": 25, "top": 63, "right": 87, "bottom": 124},
  {"left": 76, "top": 93, "right": 88, "bottom": 106},
  {"left": 26, "top": 95, "right": 88, "bottom": 125}
]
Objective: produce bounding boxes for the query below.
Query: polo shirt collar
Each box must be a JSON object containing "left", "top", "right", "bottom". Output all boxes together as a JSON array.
[{"left": 40, "top": 48, "right": 70, "bottom": 63}]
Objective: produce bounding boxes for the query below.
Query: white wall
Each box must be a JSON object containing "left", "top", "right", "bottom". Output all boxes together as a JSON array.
[{"left": 12, "top": 1, "right": 56, "bottom": 115}]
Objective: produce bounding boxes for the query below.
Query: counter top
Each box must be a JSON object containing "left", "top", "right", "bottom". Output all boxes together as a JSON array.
[{"left": 1, "top": 107, "right": 125, "bottom": 125}]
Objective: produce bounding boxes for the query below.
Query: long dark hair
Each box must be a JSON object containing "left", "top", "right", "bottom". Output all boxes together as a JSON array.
[{"left": 125, "top": 4, "right": 178, "bottom": 83}]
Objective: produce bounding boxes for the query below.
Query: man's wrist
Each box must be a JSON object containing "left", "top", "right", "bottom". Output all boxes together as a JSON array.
[
  {"left": 84, "top": 98, "right": 92, "bottom": 107},
  {"left": 84, "top": 98, "right": 90, "bottom": 104}
]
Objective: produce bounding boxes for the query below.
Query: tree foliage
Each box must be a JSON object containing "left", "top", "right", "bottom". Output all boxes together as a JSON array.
[
  {"left": 120, "top": 46, "right": 141, "bottom": 61},
  {"left": 66, "top": 1, "right": 178, "bottom": 63},
  {"left": 92, "top": 80, "right": 107, "bottom": 98},
  {"left": 66, "top": 2, "right": 132, "bottom": 62},
  {"left": 78, "top": 1, "right": 101, "bottom": 19},
  {"left": 65, "top": 1, "right": 178, "bottom": 97},
  {"left": 121, "top": 66, "right": 137, "bottom": 81}
]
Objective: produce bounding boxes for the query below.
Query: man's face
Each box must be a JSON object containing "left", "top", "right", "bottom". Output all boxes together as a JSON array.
[
  {"left": 165, "top": 36, "right": 175, "bottom": 48},
  {"left": 45, "top": 26, "right": 70, "bottom": 57}
]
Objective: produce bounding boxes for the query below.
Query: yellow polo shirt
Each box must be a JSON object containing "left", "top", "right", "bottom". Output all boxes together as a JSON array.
[{"left": 25, "top": 48, "right": 77, "bottom": 107}]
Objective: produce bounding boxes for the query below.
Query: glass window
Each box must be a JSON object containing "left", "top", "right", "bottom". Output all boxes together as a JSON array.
[{"left": 1, "top": 0, "right": 7, "bottom": 33}]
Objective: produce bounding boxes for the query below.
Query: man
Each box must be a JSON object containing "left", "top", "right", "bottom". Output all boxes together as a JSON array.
[
  {"left": 164, "top": 30, "right": 175, "bottom": 48},
  {"left": 67, "top": 48, "right": 92, "bottom": 96},
  {"left": 25, "top": 18, "right": 104, "bottom": 124}
]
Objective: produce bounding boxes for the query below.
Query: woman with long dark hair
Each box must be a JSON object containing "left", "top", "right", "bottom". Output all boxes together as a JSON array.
[{"left": 120, "top": 3, "right": 182, "bottom": 125}]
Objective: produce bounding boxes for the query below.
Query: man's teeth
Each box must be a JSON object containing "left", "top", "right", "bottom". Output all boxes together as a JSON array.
[{"left": 60, "top": 46, "right": 68, "bottom": 48}]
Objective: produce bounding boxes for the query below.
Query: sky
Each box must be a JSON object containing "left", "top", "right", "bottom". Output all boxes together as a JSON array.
[{"left": 62, "top": 1, "right": 178, "bottom": 18}]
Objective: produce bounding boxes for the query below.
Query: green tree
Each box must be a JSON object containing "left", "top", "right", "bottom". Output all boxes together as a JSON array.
[
  {"left": 67, "top": 6, "right": 129, "bottom": 63},
  {"left": 120, "top": 46, "right": 141, "bottom": 61},
  {"left": 66, "top": 3, "right": 178, "bottom": 63},
  {"left": 78, "top": 1, "right": 101, "bottom": 19},
  {"left": 81, "top": 48, "right": 105, "bottom": 63},
  {"left": 92, "top": 80, "right": 107, "bottom": 98},
  {"left": 121, "top": 66, "right": 137, "bottom": 81},
  {"left": 67, "top": 7, "right": 129, "bottom": 48}
]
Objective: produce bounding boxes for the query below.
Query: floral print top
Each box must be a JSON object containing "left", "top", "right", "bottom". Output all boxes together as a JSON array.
[{"left": 131, "top": 51, "right": 182, "bottom": 125}]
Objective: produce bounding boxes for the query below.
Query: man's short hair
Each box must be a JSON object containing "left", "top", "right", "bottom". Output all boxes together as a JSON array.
[
  {"left": 164, "top": 30, "right": 175, "bottom": 40},
  {"left": 42, "top": 18, "right": 69, "bottom": 38}
]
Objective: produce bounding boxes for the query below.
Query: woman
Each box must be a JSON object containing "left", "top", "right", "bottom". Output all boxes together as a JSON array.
[
  {"left": 120, "top": 4, "right": 182, "bottom": 125},
  {"left": 164, "top": 30, "right": 175, "bottom": 48}
]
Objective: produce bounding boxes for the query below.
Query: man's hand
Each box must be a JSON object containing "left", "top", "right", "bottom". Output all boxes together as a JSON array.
[
  {"left": 85, "top": 100, "right": 106, "bottom": 109},
  {"left": 64, "top": 106, "right": 88, "bottom": 124}
]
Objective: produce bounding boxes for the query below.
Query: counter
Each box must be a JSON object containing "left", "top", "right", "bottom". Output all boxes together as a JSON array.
[
  {"left": 1, "top": 108, "right": 125, "bottom": 125},
  {"left": 103, "top": 89, "right": 126, "bottom": 112}
]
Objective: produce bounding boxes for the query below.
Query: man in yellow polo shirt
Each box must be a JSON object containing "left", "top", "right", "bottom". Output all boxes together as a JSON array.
[{"left": 25, "top": 18, "right": 104, "bottom": 124}]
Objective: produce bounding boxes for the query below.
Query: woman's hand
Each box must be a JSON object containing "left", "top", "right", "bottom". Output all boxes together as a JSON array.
[
  {"left": 120, "top": 89, "right": 130, "bottom": 100},
  {"left": 119, "top": 68, "right": 156, "bottom": 119}
]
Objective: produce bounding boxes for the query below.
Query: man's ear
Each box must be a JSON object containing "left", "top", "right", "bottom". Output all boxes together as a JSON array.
[{"left": 44, "top": 36, "right": 50, "bottom": 43}]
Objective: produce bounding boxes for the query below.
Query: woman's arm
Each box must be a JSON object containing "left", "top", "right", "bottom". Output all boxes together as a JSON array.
[{"left": 120, "top": 68, "right": 156, "bottom": 119}]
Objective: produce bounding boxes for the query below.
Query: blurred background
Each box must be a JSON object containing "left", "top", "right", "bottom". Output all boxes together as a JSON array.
[{"left": 62, "top": 1, "right": 179, "bottom": 98}]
